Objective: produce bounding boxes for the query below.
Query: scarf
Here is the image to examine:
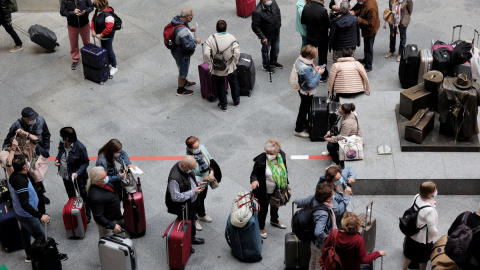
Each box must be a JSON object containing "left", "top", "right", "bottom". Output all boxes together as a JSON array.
[
  {"left": 186, "top": 147, "right": 209, "bottom": 174},
  {"left": 323, "top": 201, "right": 337, "bottom": 229},
  {"left": 266, "top": 153, "right": 288, "bottom": 189},
  {"left": 299, "top": 55, "right": 314, "bottom": 65},
  {"left": 394, "top": 0, "right": 404, "bottom": 27}
]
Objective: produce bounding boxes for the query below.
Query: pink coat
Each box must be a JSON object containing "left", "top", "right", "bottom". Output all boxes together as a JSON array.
[{"left": 327, "top": 57, "right": 370, "bottom": 96}]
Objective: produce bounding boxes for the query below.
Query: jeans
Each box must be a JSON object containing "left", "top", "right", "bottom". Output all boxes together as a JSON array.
[
  {"left": 295, "top": 92, "right": 313, "bottom": 132},
  {"left": 100, "top": 37, "right": 117, "bottom": 68},
  {"left": 389, "top": 24, "right": 407, "bottom": 56},
  {"left": 171, "top": 50, "right": 191, "bottom": 79},
  {"left": 213, "top": 70, "right": 240, "bottom": 108},
  {"left": 327, "top": 142, "right": 340, "bottom": 164},
  {"left": 15, "top": 213, "right": 45, "bottom": 257},
  {"left": 0, "top": 17, "right": 22, "bottom": 46},
  {"left": 258, "top": 193, "right": 279, "bottom": 230},
  {"left": 363, "top": 35, "right": 376, "bottom": 69},
  {"left": 261, "top": 36, "right": 280, "bottom": 68}
]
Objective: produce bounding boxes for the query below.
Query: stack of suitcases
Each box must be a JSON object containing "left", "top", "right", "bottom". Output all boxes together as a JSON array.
[{"left": 81, "top": 43, "right": 110, "bottom": 85}]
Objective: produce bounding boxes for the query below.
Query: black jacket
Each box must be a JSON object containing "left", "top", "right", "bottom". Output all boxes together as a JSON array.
[
  {"left": 165, "top": 162, "right": 194, "bottom": 216},
  {"left": 328, "top": 13, "right": 360, "bottom": 51},
  {"left": 55, "top": 140, "right": 89, "bottom": 181},
  {"left": 60, "top": 0, "right": 93, "bottom": 28},
  {"left": 0, "top": 0, "right": 11, "bottom": 22},
  {"left": 88, "top": 184, "right": 122, "bottom": 229},
  {"left": 447, "top": 211, "right": 480, "bottom": 270},
  {"left": 251, "top": 0, "right": 281, "bottom": 40},
  {"left": 301, "top": 1, "right": 330, "bottom": 44},
  {"left": 3, "top": 116, "right": 51, "bottom": 158},
  {"left": 250, "top": 150, "right": 288, "bottom": 205}
]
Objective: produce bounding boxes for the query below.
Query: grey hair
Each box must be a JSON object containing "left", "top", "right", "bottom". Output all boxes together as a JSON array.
[
  {"left": 264, "top": 139, "right": 281, "bottom": 153},
  {"left": 86, "top": 166, "right": 106, "bottom": 193},
  {"left": 339, "top": 1, "right": 351, "bottom": 14},
  {"left": 180, "top": 7, "right": 193, "bottom": 18}
]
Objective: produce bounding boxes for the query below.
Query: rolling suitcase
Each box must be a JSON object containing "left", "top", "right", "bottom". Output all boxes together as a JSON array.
[
  {"left": 453, "top": 61, "right": 472, "bottom": 78},
  {"left": 0, "top": 201, "right": 23, "bottom": 252},
  {"left": 31, "top": 223, "right": 62, "bottom": 270},
  {"left": 418, "top": 49, "right": 433, "bottom": 84},
  {"left": 81, "top": 42, "right": 110, "bottom": 85},
  {"left": 358, "top": 201, "right": 376, "bottom": 253},
  {"left": 163, "top": 205, "right": 192, "bottom": 270},
  {"left": 309, "top": 96, "right": 328, "bottom": 142},
  {"left": 225, "top": 210, "right": 262, "bottom": 262},
  {"left": 328, "top": 101, "right": 340, "bottom": 131},
  {"left": 236, "top": 0, "right": 256, "bottom": 18},
  {"left": 123, "top": 176, "right": 146, "bottom": 238},
  {"left": 98, "top": 232, "right": 137, "bottom": 270},
  {"left": 62, "top": 177, "right": 87, "bottom": 239},
  {"left": 285, "top": 204, "right": 311, "bottom": 270},
  {"left": 237, "top": 53, "right": 256, "bottom": 96},
  {"left": 198, "top": 62, "right": 228, "bottom": 102},
  {"left": 28, "top": 24, "right": 59, "bottom": 52},
  {"left": 430, "top": 235, "right": 457, "bottom": 270},
  {"left": 398, "top": 44, "right": 420, "bottom": 89}
]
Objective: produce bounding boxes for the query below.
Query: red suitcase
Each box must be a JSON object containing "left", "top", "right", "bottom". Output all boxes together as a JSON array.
[
  {"left": 236, "top": 0, "right": 256, "bottom": 18},
  {"left": 123, "top": 176, "right": 146, "bottom": 237},
  {"left": 198, "top": 62, "right": 228, "bottom": 102},
  {"left": 62, "top": 178, "right": 87, "bottom": 239},
  {"left": 163, "top": 206, "right": 191, "bottom": 270}
]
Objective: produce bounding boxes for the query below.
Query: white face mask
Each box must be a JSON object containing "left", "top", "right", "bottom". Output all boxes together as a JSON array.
[
  {"left": 266, "top": 154, "right": 276, "bottom": 161},
  {"left": 265, "top": 0, "right": 272, "bottom": 6},
  {"left": 114, "top": 152, "right": 120, "bottom": 158},
  {"left": 433, "top": 190, "right": 438, "bottom": 197},
  {"left": 59, "top": 137, "right": 64, "bottom": 143},
  {"left": 26, "top": 161, "right": 31, "bottom": 171},
  {"left": 335, "top": 110, "right": 341, "bottom": 116},
  {"left": 192, "top": 148, "right": 200, "bottom": 154},
  {"left": 28, "top": 119, "right": 36, "bottom": 125}
]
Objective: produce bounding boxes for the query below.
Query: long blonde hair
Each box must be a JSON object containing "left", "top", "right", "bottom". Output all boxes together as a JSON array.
[{"left": 86, "top": 166, "right": 106, "bottom": 193}]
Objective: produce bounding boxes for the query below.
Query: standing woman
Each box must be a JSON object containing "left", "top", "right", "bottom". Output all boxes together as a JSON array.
[
  {"left": 91, "top": 0, "right": 118, "bottom": 76},
  {"left": 385, "top": 0, "right": 413, "bottom": 62},
  {"left": 401, "top": 181, "right": 439, "bottom": 270},
  {"left": 60, "top": 0, "right": 94, "bottom": 70},
  {"left": 54, "top": 127, "right": 91, "bottom": 222},
  {"left": 250, "top": 139, "right": 288, "bottom": 239},
  {"left": 185, "top": 136, "right": 215, "bottom": 231},
  {"left": 0, "top": 0, "right": 23, "bottom": 53}
]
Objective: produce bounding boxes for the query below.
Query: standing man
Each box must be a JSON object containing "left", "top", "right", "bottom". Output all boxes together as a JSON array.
[
  {"left": 165, "top": 156, "right": 207, "bottom": 253},
  {"left": 60, "top": 0, "right": 94, "bottom": 70},
  {"left": 302, "top": 0, "right": 330, "bottom": 82},
  {"left": 251, "top": 0, "right": 282, "bottom": 74},
  {"left": 295, "top": 0, "right": 310, "bottom": 53},
  {"left": 0, "top": 0, "right": 23, "bottom": 52},
  {"left": 170, "top": 7, "right": 201, "bottom": 96},
  {"left": 203, "top": 20, "right": 241, "bottom": 112},
  {"left": 352, "top": 0, "right": 380, "bottom": 72}
]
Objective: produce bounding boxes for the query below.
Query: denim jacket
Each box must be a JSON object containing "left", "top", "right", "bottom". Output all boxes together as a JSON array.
[
  {"left": 295, "top": 195, "right": 334, "bottom": 248},
  {"left": 55, "top": 140, "right": 89, "bottom": 180},
  {"left": 95, "top": 150, "right": 132, "bottom": 183},
  {"left": 317, "top": 176, "right": 351, "bottom": 228},
  {"left": 295, "top": 57, "right": 321, "bottom": 92}
]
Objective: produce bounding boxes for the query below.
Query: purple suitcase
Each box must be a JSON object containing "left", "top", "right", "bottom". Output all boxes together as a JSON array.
[
  {"left": 198, "top": 62, "right": 228, "bottom": 102},
  {"left": 81, "top": 43, "right": 109, "bottom": 84}
]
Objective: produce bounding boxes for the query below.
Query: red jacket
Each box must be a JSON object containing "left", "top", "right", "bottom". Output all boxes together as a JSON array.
[{"left": 323, "top": 230, "right": 381, "bottom": 270}]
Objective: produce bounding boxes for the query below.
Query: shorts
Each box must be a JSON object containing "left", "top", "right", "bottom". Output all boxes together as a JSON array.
[{"left": 171, "top": 51, "right": 191, "bottom": 79}]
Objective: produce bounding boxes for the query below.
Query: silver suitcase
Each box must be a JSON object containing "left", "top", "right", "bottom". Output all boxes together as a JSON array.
[
  {"left": 418, "top": 48, "right": 433, "bottom": 84},
  {"left": 98, "top": 234, "right": 137, "bottom": 270}
]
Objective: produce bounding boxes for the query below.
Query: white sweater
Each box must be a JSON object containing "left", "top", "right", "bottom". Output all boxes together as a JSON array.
[{"left": 411, "top": 194, "right": 438, "bottom": 244}]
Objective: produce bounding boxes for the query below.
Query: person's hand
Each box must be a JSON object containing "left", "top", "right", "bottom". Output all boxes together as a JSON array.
[
  {"left": 11, "top": 138, "right": 18, "bottom": 149},
  {"left": 348, "top": 178, "right": 355, "bottom": 185},
  {"left": 349, "top": 10, "right": 355, "bottom": 15},
  {"left": 251, "top": 180, "right": 259, "bottom": 190},
  {"left": 91, "top": 30, "right": 96, "bottom": 37},
  {"left": 262, "top": 39, "right": 268, "bottom": 45},
  {"left": 120, "top": 171, "right": 126, "bottom": 179},
  {"left": 79, "top": 10, "right": 86, "bottom": 16},
  {"left": 74, "top": 8, "right": 81, "bottom": 14},
  {"left": 319, "top": 67, "right": 326, "bottom": 75},
  {"left": 113, "top": 224, "right": 122, "bottom": 233},
  {"left": 325, "top": 137, "right": 333, "bottom": 142},
  {"left": 72, "top": 173, "right": 78, "bottom": 179},
  {"left": 95, "top": 34, "right": 102, "bottom": 39},
  {"left": 127, "top": 164, "right": 136, "bottom": 170},
  {"left": 190, "top": 26, "right": 196, "bottom": 32},
  {"left": 379, "top": 250, "right": 386, "bottom": 256},
  {"left": 40, "top": 214, "right": 51, "bottom": 224},
  {"left": 332, "top": 5, "right": 339, "bottom": 11},
  {"left": 194, "top": 186, "right": 204, "bottom": 194},
  {"left": 345, "top": 186, "right": 352, "bottom": 195},
  {"left": 54, "top": 160, "right": 60, "bottom": 167},
  {"left": 195, "top": 37, "right": 201, "bottom": 44}
]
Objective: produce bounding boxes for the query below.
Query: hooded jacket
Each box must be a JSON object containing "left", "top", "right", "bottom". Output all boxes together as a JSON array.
[
  {"left": 251, "top": 0, "right": 282, "bottom": 40},
  {"left": 3, "top": 116, "right": 51, "bottom": 158},
  {"left": 0, "top": 0, "right": 11, "bottom": 22},
  {"left": 60, "top": 0, "right": 94, "bottom": 28},
  {"left": 328, "top": 13, "right": 360, "bottom": 51},
  {"left": 354, "top": 0, "right": 380, "bottom": 37},
  {"left": 170, "top": 15, "right": 198, "bottom": 56}
]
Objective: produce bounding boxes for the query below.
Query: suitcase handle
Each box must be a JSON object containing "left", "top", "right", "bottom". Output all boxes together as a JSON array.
[
  {"left": 452, "top": 25, "right": 462, "bottom": 43},
  {"left": 364, "top": 201, "right": 373, "bottom": 226},
  {"left": 72, "top": 175, "right": 83, "bottom": 207}
]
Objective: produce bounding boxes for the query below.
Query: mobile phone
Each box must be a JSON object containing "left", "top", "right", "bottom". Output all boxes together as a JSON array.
[
  {"left": 199, "top": 183, "right": 208, "bottom": 189},
  {"left": 319, "top": 64, "right": 326, "bottom": 70}
]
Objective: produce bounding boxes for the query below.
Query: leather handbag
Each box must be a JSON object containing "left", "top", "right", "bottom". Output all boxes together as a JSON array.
[
  {"left": 269, "top": 186, "right": 292, "bottom": 208},
  {"left": 383, "top": 8, "right": 394, "bottom": 25},
  {"left": 405, "top": 108, "right": 435, "bottom": 144},
  {"left": 230, "top": 191, "right": 260, "bottom": 228},
  {"left": 29, "top": 155, "right": 49, "bottom": 182}
]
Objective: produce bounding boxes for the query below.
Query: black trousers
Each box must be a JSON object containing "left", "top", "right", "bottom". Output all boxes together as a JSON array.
[
  {"left": 196, "top": 185, "right": 208, "bottom": 217},
  {"left": 295, "top": 92, "right": 313, "bottom": 133},
  {"left": 258, "top": 193, "right": 279, "bottom": 230},
  {"left": 0, "top": 17, "right": 22, "bottom": 46},
  {"left": 327, "top": 142, "right": 340, "bottom": 164}
]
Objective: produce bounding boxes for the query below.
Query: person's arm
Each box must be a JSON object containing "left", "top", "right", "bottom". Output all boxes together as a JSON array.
[
  {"left": 85, "top": 0, "right": 94, "bottom": 14},
  {"left": 168, "top": 180, "right": 194, "bottom": 202},
  {"left": 322, "top": 230, "right": 334, "bottom": 253},
  {"left": 251, "top": 11, "right": 265, "bottom": 41},
  {"left": 426, "top": 208, "right": 439, "bottom": 241},
  {"left": 302, "top": 67, "right": 322, "bottom": 89},
  {"left": 326, "top": 64, "right": 338, "bottom": 96},
  {"left": 276, "top": 0, "right": 281, "bottom": 26},
  {"left": 76, "top": 146, "right": 90, "bottom": 176},
  {"left": 40, "top": 119, "right": 51, "bottom": 156},
  {"left": 232, "top": 41, "right": 241, "bottom": 65},
  {"left": 356, "top": 62, "right": 370, "bottom": 95},
  {"left": 407, "top": 0, "right": 413, "bottom": 15},
  {"left": 96, "top": 157, "right": 121, "bottom": 182},
  {"left": 119, "top": 150, "right": 132, "bottom": 166},
  {"left": 294, "top": 195, "right": 313, "bottom": 208},
  {"left": 358, "top": 9, "right": 373, "bottom": 30},
  {"left": 12, "top": 177, "right": 43, "bottom": 218},
  {"left": 90, "top": 197, "right": 116, "bottom": 229},
  {"left": 59, "top": 0, "right": 74, "bottom": 17},
  {"left": 101, "top": 13, "right": 114, "bottom": 36},
  {"left": 328, "top": 23, "right": 336, "bottom": 52},
  {"left": 357, "top": 235, "right": 381, "bottom": 263},
  {"left": 332, "top": 191, "right": 351, "bottom": 216},
  {"left": 0, "top": 0, "right": 11, "bottom": 22},
  {"left": 3, "top": 123, "right": 18, "bottom": 149},
  {"left": 203, "top": 37, "right": 213, "bottom": 65},
  {"left": 313, "top": 210, "right": 330, "bottom": 246}
]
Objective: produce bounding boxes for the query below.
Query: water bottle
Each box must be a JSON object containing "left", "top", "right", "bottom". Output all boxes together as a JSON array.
[{"left": 168, "top": 39, "right": 172, "bottom": 46}]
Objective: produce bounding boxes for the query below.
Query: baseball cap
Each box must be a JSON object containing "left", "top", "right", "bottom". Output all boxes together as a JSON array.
[{"left": 21, "top": 107, "right": 39, "bottom": 121}]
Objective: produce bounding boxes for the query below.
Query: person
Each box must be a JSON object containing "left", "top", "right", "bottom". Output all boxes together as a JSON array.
[
  {"left": 170, "top": 7, "right": 201, "bottom": 96},
  {"left": 401, "top": 181, "right": 439, "bottom": 270},
  {"left": 326, "top": 48, "right": 370, "bottom": 101},
  {"left": 86, "top": 166, "right": 123, "bottom": 238},
  {"left": 54, "top": 127, "right": 91, "bottom": 222},
  {"left": 185, "top": 136, "right": 215, "bottom": 231},
  {"left": 294, "top": 45, "right": 325, "bottom": 138},
  {"left": 385, "top": 0, "right": 413, "bottom": 62},
  {"left": 323, "top": 212, "right": 386, "bottom": 269},
  {"left": 203, "top": 20, "right": 241, "bottom": 111},
  {"left": 323, "top": 103, "right": 362, "bottom": 167},
  {"left": 328, "top": 1, "right": 360, "bottom": 63},
  {"left": 301, "top": 0, "right": 330, "bottom": 82},
  {"left": 329, "top": 0, "right": 358, "bottom": 15},
  {"left": 0, "top": 0, "right": 22, "bottom": 52},
  {"left": 317, "top": 166, "right": 351, "bottom": 228},
  {"left": 8, "top": 155, "right": 68, "bottom": 263},
  {"left": 96, "top": 139, "right": 135, "bottom": 199},
  {"left": 165, "top": 155, "right": 207, "bottom": 253},
  {"left": 91, "top": 0, "right": 118, "bottom": 77},
  {"left": 250, "top": 139, "right": 288, "bottom": 239},
  {"left": 294, "top": 183, "right": 335, "bottom": 270},
  {"left": 60, "top": 0, "right": 94, "bottom": 70},
  {"left": 447, "top": 204, "right": 480, "bottom": 270},
  {"left": 296, "top": 0, "right": 310, "bottom": 52},
  {"left": 351, "top": 0, "right": 380, "bottom": 72},
  {"left": 251, "top": 0, "right": 283, "bottom": 74}
]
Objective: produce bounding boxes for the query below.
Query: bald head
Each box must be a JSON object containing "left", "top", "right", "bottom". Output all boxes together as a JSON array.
[
  {"left": 181, "top": 155, "right": 197, "bottom": 172},
  {"left": 180, "top": 7, "right": 193, "bottom": 18}
]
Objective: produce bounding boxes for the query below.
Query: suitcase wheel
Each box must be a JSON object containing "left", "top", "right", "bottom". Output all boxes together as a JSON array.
[
  {"left": 108, "top": 75, "right": 113, "bottom": 80},
  {"left": 100, "top": 81, "right": 104, "bottom": 85}
]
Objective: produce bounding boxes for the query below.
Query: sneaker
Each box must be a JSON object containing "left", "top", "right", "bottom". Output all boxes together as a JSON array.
[
  {"left": 58, "top": 253, "right": 68, "bottom": 262},
  {"left": 397, "top": 55, "right": 401, "bottom": 62},
  {"left": 260, "top": 230, "right": 268, "bottom": 239},
  {"left": 176, "top": 88, "right": 194, "bottom": 96},
  {"left": 270, "top": 63, "right": 283, "bottom": 69},
  {"left": 44, "top": 196, "right": 50, "bottom": 205},
  {"left": 218, "top": 104, "right": 227, "bottom": 112},
  {"left": 270, "top": 221, "right": 287, "bottom": 229},
  {"left": 262, "top": 66, "right": 275, "bottom": 74},
  {"left": 385, "top": 52, "right": 394, "bottom": 58},
  {"left": 25, "top": 255, "right": 31, "bottom": 263},
  {"left": 195, "top": 220, "right": 203, "bottom": 231},
  {"left": 110, "top": 67, "right": 118, "bottom": 76},
  {"left": 294, "top": 131, "right": 309, "bottom": 138},
  {"left": 10, "top": 45, "right": 23, "bottom": 53},
  {"left": 71, "top": 62, "right": 79, "bottom": 70},
  {"left": 184, "top": 80, "right": 196, "bottom": 87},
  {"left": 197, "top": 215, "right": 212, "bottom": 223},
  {"left": 321, "top": 151, "right": 330, "bottom": 156}
]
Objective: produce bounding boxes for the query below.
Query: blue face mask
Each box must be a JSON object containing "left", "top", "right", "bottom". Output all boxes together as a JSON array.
[
  {"left": 334, "top": 179, "right": 343, "bottom": 186},
  {"left": 192, "top": 148, "right": 200, "bottom": 154}
]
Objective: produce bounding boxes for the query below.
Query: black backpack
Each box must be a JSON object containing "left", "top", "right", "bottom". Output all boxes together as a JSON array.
[
  {"left": 451, "top": 41, "right": 473, "bottom": 66},
  {"left": 292, "top": 198, "right": 330, "bottom": 243},
  {"left": 445, "top": 212, "right": 480, "bottom": 264},
  {"left": 211, "top": 35, "right": 236, "bottom": 71},
  {"left": 107, "top": 11, "right": 122, "bottom": 31},
  {"left": 399, "top": 195, "right": 431, "bottom": 236}
]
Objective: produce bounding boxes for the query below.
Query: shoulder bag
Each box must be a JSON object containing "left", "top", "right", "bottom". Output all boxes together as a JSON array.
[{"left": 338, "top": 115, "right": 364, "bottom": 161}]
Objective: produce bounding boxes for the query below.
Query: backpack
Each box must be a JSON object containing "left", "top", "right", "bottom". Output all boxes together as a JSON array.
[
  {"left": 109, "top": 11, "right": 122, "bottom": 31},
  {"left": 319, "top": 229, "right": 343, "bottom": 270},
  {"left": 289, "top": 63, "right": 307, "bottom": 91},
  {"left": 211, "top": 35, "right": 237, "bottom": 71},
  {"left": 163, "top": 23, "right": 183, "bottom": 50},
  {"left": 292, "top": 198, "right": 329, "bottom": 243},
  {"left": 399, "top": 195, "right": 431, "bottom": 236},
  {"left": 7, "top": 0, "right": 18, "bottom": 13},
  {"left": 445, "top": 212, "right": 480, "bottom": 264},
  {"left": 451, "top": 41, "right": 473, "bottom": 66}
]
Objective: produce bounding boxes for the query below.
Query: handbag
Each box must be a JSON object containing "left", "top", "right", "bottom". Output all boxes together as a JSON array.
[
  {"left": 319, "top": 229, "right": 343, "bottom": 270},
  {"left": 269, "top": 186, "right": 292, "bottom": 208},
  {"left": 29, "top": 155, "right": 49, "bottom": 182},
  {"left": 201, "top": 152, "right": 221, "bottom": 189},
  {"left": 338, "top": 115, "right": 364, "bottom": 161},
  {"left": 230, "top": 191, "right": 260, "bottom": 228}
]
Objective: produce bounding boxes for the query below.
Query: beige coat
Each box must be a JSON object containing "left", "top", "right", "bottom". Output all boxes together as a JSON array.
[
  {"left": 331, "top": 112, "right": 362, "bottom": 143},
  {"left": 327, "top": 57, "right": 370, "bottom": 96},
  {"left": 203, "top": 33, "right": 240, "bottom": 76}
]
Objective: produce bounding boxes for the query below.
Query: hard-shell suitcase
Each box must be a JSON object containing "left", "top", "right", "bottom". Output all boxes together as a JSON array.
[
  {"left": 98, "top": 233, "right": 137, "bottom": 270},
  {"left": 81, "top": 43, "right": 110, "bottom": 84},
  {"left": 418, "top": 49, "right": 433, "bottom": 84},
  {"left": 28, "top": 24, "right": 59, "bottom": 52},
  {"left": 358, "top": 201, "right": 376, "bottom": 253},
  {"left": 123, "top": 177, "right": 146, "bottom": 238},
  {"left": 309, "top": 96, "right": 328, "bottom": 141},
  {"left": 236, "top": 0, "right": 256, "bottom": 18},
  {"left": 31, "top": 223, "right": 62, "bottom": 270},
  {"left": 198, "top": 62, "right": 228, "bottom": 102},
  {"left": 433, "top": 48, "right": 452, "bottom": 77},
  {"left": 285, "top": 204, "right": 311, "bottom": 270},
  {"left": 225, "top": 211, "right": 262, "bottom": 262},
  {"left": 398, "top": 44, "right": 420, "bottom": 89},
  {"left": 62, "top": 177, "right": 87, "bottom": 239},
  {"left": 163, "top": 205, "right": 192, "bottom": 270},
  {"left": 237, "top": 53, "right": 256, "bottom": 96},
  {"left": 0, "top": 201, "right": 23, "bottom": 252},
  {"left": 430, "top": 235, "right": 457, "bottom": 270}
]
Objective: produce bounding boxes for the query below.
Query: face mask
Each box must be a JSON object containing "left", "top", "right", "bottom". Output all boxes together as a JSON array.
[
  {"left": 103, "top": 176, "right": 110, "bottom": 184},
  {"left": 59, "top": 137, "right": 64, "bottom": 143},
  {"left": 266, "top": 154, "right": 276, "bottom": 161},
  {"left": 114, "top": 153, "right": 120, "bottom": 158},
  {"left": 25, "top": 161, "right": 31, "bottom": 171},
  {"left": 28, "top": 119, "right": 36, "bottom": 125},
  {"left": 192, "top": 148, "right": 200, "bottom": 154},
  {"left": 265, "top": 0, "right": 272, "bottom": 6},
  {"left": 433, "top": 190, "right": 438, "bottom": 197},
  {"left": 335, "top": 110, "right": 340, "bottom": 116},
  {"left": 334, "top": 179, "right": 342, "bottom": 186},
  {"left": 187, "top": 169, "right": 195, "bottom": 175}
]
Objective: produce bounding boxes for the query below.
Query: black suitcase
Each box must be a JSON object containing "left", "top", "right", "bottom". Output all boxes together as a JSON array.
[
  {"left": 285, "top": 204, "right": 310, "bottom": 270},
  {"left": 28, "top": 24, "right": 59, "bottom": 52},
  {"left": 398, "top": 44, "right": 420, "bottom": 89},
  {"left": 453, "top": 61, "right": 472, "bottom": 78},
  {"left": 433, "top": 48, "right": 452, "bottom": 77},
  {"left": 328, "top": 102, "right": 340, "bottom": 131},
  {"left": 31, "top": 223, "right": 62, "bottom": 270},
  {"left": 309, "top": 96, "right": 328, "bottom": 141},
  {"left": 81, "top": 43, "right": 110, "bottom": 85},
  {"left": 0, "top": 201, "right": 23, "bottom": 252},
  {"left": 237, "top": 53, "right": 256, "bottom": 96}
]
